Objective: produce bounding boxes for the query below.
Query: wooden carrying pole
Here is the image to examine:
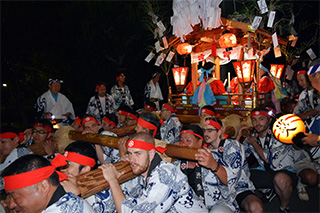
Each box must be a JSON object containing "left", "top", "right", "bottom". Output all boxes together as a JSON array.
[
  {"left": 77, "top": 161, "right": 135, "bottom": 198},
  {"left": 77, "top": 143, "right": 200, "bottom": 198}
]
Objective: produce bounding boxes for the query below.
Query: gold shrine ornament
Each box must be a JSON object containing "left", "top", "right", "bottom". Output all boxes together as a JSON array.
[{"left": 272, "top": 114, "right": 306, "bottom": 144}]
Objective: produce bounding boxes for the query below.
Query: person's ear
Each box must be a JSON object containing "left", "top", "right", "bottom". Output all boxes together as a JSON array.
[
  {"left": 12, "top": 137, "right": 20, "bottom": 147},
  {"left": 37, "top": 179, "right": 51, "bottom": 195},
  {"left": 79, "top": 166, "right": 91, "bottom": 175},
  {"left": 149, "top": 149, "right": 156, "bottom": 160}
]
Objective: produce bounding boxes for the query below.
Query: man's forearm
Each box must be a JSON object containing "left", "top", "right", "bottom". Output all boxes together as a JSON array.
[{"left": 108, "top": 179, "right": 125, "bottom": 213}]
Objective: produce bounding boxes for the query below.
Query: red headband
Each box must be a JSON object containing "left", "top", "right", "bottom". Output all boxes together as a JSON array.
[
  {"left": 102, "top": 117, "right": 117, "bottom": 128},
  {"left": 127, "top": 139, "right": 166, "bottom": 154},
  {"left": 95, "top": 84, "right": 106, "bottom": 90},
  {"left": 297, "top": 70, "right": 307, "bottom": 75},
  {"left": 63, "top": 151, "right": 96, "bottom": 168},
  {"left": 0, "top": 132, "right": 24, "bottom": 142},
  {"left": 127, "top": 113, "right": 138, "bottom": 121},
  {"left": 205, "top": 120, "right": 222, "bottom": 130},
  {"left": 250, "top": 110, "right": 270, "bottom": 118},
  {"left": 144, "top": 104, "right": 156, "bottom": 111},
  {"left": 118, "top": 110, "right": 129, "bottom": 116},
  {"left": 75, "top": 117, "right": 82, "bottom": 127},
  {"left": 162, "top": 104, "right": 176, "bottom": 113},
  {"left": 180, "top": 130, "right": 203, "bottom": 141},
  {"left": 116, "top": 73, "right": 125, "bottom": 82},
  {"left": 137, "top": 118, "right": 157, "bottom": 138},
  {"left": 82, "top": 116, "right": 99, "bottom": 126},
  {"left": 3, "top": 160, "right": 68, "bottom": 191},
  {"left": 201, "top": 108, "right": 217, "bottom": 117},
  {"left": 34, "top": 123, "right": 52, "bottom": 133}
]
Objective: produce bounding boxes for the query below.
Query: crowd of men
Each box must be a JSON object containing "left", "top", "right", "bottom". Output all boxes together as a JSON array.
[{"left": 1, "top": 59, "right": 320, "bottom": 212}]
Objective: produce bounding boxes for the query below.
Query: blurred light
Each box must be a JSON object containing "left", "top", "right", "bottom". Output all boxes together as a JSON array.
[{"left": 2, "top": 83, "right": 7, "bottom": 87}]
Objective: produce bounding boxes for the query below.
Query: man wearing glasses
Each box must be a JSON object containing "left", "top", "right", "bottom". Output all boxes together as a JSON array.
[{"left": 21, "top": 119, "right": 56, "bottom": 157}]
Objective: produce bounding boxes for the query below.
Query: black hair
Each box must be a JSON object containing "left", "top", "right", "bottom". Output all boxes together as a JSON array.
[
  {"left": 128, "top": 109, "right": 139, "bottom": 120},
  {"left": 117, "top": 104, "right": 132, "bottom": 112},
  {"left": 139, "top": 112, "right": 160, "bottom": 139},
  {"left": 144, "top": 100, "right": 156, "bottom": 110},
  {"left": 103, "top": 113, "right": 119, "bottom": 126},
  {"left": 65, "top": 141, "right": 98, "bottom": 170},
  {"left": 181, "top": 124, "right": 204, "bottom": 140},
  {"left": 34, "top": 119, "right": 54, "bottom": 132},
  {"left": 1, "top": 154, "right": 59, "bottom": 187},
  {"left": 201, "top": 105, "right": 217, "bottom": 114},
  {"left": 0, "top": 126, "right": 20, "bottom": 135},
  {"left": 96, "top": 81, "right": 106, "bottom": 87},
  {"left": 204, "top": 117, "right": 223, "bottom": 128}
]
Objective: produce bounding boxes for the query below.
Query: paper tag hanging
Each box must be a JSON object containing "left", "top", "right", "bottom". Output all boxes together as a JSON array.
[
  {"left": 166, "top": 51, "right": 175, "bottom": 62},
  {"left": 267, "top": 11, "right": 276, "bottom": 28},
  {"left": 155, "top": 41, "right": 162, "bottom": 53},
  {"left": 272, "top": 32, "right": 279, "bottom": 47},
  {"left": 247, "top": 34, "right": 251, "bottom": 49},
  {"left": 306, "top": 48, "right": 317, "bottom": 60},
  {"left": 145, "top": 52, "right": 155, "bottom": 63},
  {"left": 162, "top": 37, "right": 168, "bottom": 49},
  {"left": 291, "top": 27, "right": 297, "bottom": 36},
  {"left": 251, "top": 16, "right": 262, "bottom": 30},
  {"left": 257, "top": 0, "right": 268, "bottom": 14},
  {"left": 158, "top": 28, "right": 163, "bottom": 38},
  {"left": 155, "top": 53, "right": 166, "bottom": 66},
  {"left": 274, "top": 46, "right": 281, "bottom": 58},
  {"left": 157, "top": 21, "right": 166, "bottom": 32}
]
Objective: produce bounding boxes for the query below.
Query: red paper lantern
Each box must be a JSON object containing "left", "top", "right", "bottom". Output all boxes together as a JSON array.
[
  {"left": 232, "top": 60, "right": 255, "bottom": 89},
  {"left": 172, "top": 67, "right": 188, "bottom": 86},
  {"left": 219, "top": 33, "right": 237, "bottom": 49},
  {"left": 177, "top": 43, "right": 192, "bottom": 55},
  {"left": 270, "top": 64, "right": 285, "bottom": 79}
]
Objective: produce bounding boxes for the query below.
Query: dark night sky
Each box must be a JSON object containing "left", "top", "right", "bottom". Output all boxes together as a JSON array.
[{"left": 1, "top": 0, "right": 319, "bottom": 128}]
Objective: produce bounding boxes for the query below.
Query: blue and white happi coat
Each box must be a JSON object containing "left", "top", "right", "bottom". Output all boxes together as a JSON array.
[
  {"left": 0, "top": 147, "right": 33, "bottom": 190},
  {"left": 35, "top": 90, "right": 75, "bottom": 124},
  {"left": 99, "top": 131, "right": 120, "bottom": 164},
  {"left": 174, "top": 139, "right": 251, "bottom": 212},
  {"left": 86, "top": 94, "right": 117, "bottom": 123},
  {"left": 243, "top": 131, "right": 296, "bottom": 172},
  {"left": 121, "top": 154, "right": 207, "bottom": 213},
  {"left": 160, "top": 114, "right": 182, "bottom": 144},
  {"left": 293, "top": 89, "right": 320, "bottom": 122},
  {"left": 110, "top": 84, "right": 134, "bottom": 108},
  {"left": 85, "top": 176, "right": 144, "bottom": 213},
  {"left": 306, "top": 113, "right": 320, "bottom": 160},
  {"left": 43, "top": 192, "right": 94, "bottom": 213}
]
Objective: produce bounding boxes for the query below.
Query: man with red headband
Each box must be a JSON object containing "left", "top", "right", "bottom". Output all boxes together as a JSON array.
[
  {"left": 22, "top": 119, "right": 56, "bottom": 157},
  {"left": 57, "top": 140, "right": 116, "bottom": 212},
  {"left": 101, "top": 113, "right": 119, "bottom": 131},
  {"left": 110, "top": 73, "right": 134, "bottom": 108},
  {"left": 99, "top": 132, "right": 206, "bottom": 212},
  {"left": 0, "top": 126, "right": 33, "bottom": 191},
  {"left": 243, "top": 107, "right": 298, "bottom": 213},
  {"left": 86, "top": 81, "right": 117, "bottom": 124},
  {"left": 200, "top": 119, "right": 263, "bottom": 212},
  {"left": 160, "top": 103, "right": 182, "bottom": 144},
  {"left": 1, "top": 154, "right": 94, "bottom": 212},
  {"left": 82, "top": 115, "right": 120, "bottom": 165},
  {"left": 199, "top": 105, "right": 219, "bottom": 122},
  {"left": 293, "top": 69, "right": 320, "bottom": 123},
  {"left": 117, "top": 104, "right": 132, "bottom": 127},
  {"left": 125, "top": 110, "right": 139, "bottom": 127},
  {"left": 35, "top": 78, "right": 75, "bottom": 126},
  {"left": 71, "top": 116, "right": 83, "bottom": 132}
]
